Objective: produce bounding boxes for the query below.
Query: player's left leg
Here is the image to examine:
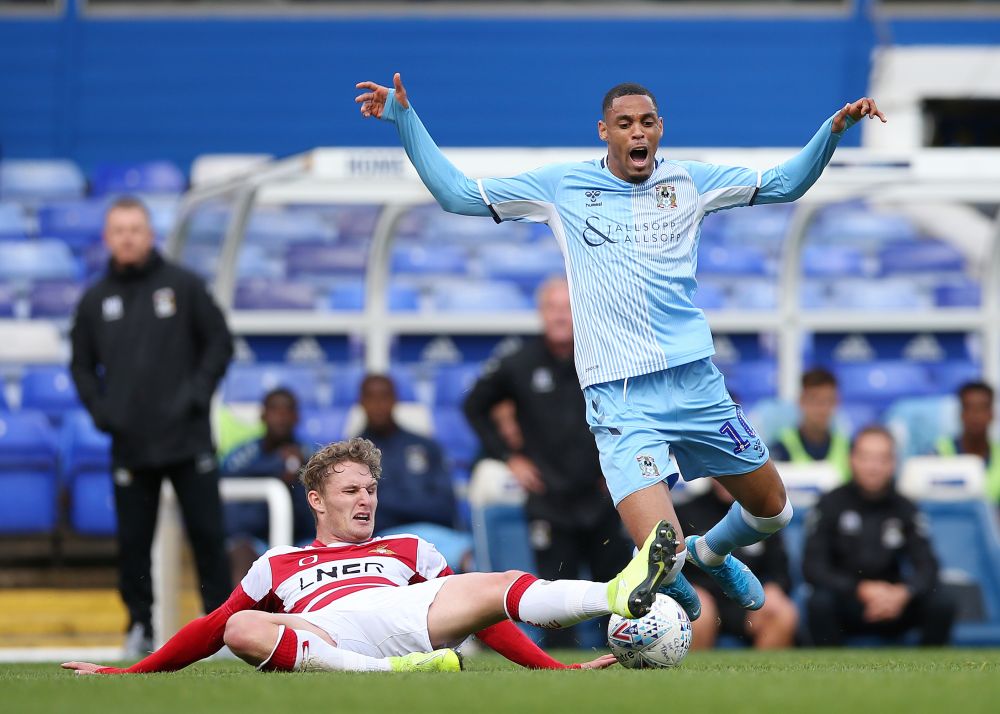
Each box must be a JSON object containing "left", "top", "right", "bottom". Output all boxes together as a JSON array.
[
  {"left": 223, "top": 611, "right": 460, "bottom": 673},
  {"left": 426, "top": 520, "right": 676, "bottom": 646}
]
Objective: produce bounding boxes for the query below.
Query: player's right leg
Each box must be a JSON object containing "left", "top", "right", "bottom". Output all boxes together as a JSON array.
[
  {"left": 426, "top": 520, "right": 676, "bottom": 646},
  {"left": 222, "top": 611, "right": 460, "bottom": 673}
]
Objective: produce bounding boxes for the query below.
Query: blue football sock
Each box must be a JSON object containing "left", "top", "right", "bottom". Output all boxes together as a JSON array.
[{"left": 701, "top": 502, "right": 768, "bottom": 564}]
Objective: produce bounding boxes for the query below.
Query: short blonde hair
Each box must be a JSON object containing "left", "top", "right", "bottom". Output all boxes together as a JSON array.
[{"left": 300, "top": 437, "right": 383, "bottom": 497}]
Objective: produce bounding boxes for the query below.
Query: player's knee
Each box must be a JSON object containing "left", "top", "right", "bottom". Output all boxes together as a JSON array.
[
  {"left": 223, "top": 611, "right": 257, "bottom": 653},
  {"left": 500, "top": 570, "right": 530, "bottom": 587},
  {"left": 743, "top": 497, "right": 793, "bottom": 534}
]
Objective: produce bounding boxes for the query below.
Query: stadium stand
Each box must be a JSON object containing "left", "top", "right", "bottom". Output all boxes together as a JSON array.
[{"left": 0, "top": 411, "right": 59, "bottom": 534}]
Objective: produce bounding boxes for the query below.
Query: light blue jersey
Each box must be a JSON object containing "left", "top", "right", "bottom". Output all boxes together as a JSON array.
[{"left": 382, "top": 91, "right": 855, "bottom": 389}]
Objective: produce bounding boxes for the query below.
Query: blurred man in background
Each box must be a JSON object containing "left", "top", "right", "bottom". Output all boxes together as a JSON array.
[
  {"left": 936, "top": 381, "right": 999, "bottom": 507},
  {"left": 770, "top": 367, "right": 849, "bottom": 482},
  {"left": 803, "top": 426, "right": 956, "bottom": 646},
  {"left": 70, "top": 196, "right": 234, "bottom": 656},
  {"left": 677, "top": 480, "right": 798, "bottom": 650},
  {"left": 221, "top": 388, "right": 315, "bottom": 584},
  {"left": 463, "top": 276, "right": 631, "bottom": 647},
  {"left": 358, "top": 374, "right": 470, "bottom": 568}
]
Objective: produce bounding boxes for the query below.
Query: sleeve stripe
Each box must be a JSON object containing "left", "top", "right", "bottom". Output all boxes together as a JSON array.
[
  {"left": 748, "top": 170, "right": 762, "bottom": 206},
  {"left": 477, "top": 179, "right": 502, "bottom": 224}
]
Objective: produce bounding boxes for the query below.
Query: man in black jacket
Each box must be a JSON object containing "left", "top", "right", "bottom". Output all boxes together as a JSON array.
[
  {"left": 70, "top": 196, "right": 234, "bottom": 656},
  {"left": 803, "top": 425, "right": 956, "bottom": 646},
  {"left": 463, "top": 276, "right": 631, "bottom": 646}
]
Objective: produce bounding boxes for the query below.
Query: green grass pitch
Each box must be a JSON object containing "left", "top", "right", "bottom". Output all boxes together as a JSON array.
[{"left": 5, "top": 650, "right": 1000, "bottom": 714}]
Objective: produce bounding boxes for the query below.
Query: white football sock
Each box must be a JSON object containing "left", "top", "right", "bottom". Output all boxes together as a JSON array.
[
  {"left": 513, "top": 580, "right": 610, "bottom": 629},
  {"left": 291, "top": 629, "right": 391, "bottom": 672}
]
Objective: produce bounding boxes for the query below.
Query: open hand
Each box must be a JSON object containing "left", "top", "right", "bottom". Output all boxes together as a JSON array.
[
  {"left": 506, "top": 454, "right": 546, "bottom": 495},
  {"left": 574, "top": 653, "right": 619, "bottom": 670},
  {"left": 61, "top": 661, "right": 106, "bottom": 676},
  {"left": 833, "top": 97, "right": 886, "bottom": 133},
  {"left": 355, "top": 72, "right": 409, "bottom": 119}
]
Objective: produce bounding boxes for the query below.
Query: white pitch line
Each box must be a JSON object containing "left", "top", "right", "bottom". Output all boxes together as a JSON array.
[{"left": 0, "top": 647, "right": 123, "bottom": 663}]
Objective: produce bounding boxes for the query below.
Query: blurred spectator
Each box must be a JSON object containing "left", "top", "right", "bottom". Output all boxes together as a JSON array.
[
  {"left": 359, "top": 374, "right": 471, "bottom": 568},
  {"left": 936, "top": 381, "right": 999, "bottom": 506},
  {"left": 463, "top": 276, "right": 631, "bottom": 647},
  {"left": 677, "top": 480, "right": 798, "bottom": 650},
  {"left": 770, "top": 367, "right": 850, "bottom": 481},
  {"left": 220, "top": 388, "right": 315, "bottom": 584},
  {"left": 70, "top": 196, "right": 233, "bottom": 657},
  {"left": 804, "top": 426, "right": 956, "bottom": 646}
]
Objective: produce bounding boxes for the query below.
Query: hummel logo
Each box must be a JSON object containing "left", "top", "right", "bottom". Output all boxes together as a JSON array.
[{"left": 585, "top": 189, "right": 603, "bottom": 207}]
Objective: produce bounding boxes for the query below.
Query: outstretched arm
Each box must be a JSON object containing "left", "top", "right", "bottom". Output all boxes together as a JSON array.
[
  {"left": 62, "top": 587, "right": 259, "bottom": 675},
  {"left": 756, "top": 96, "right": 886, "bottom": 204},
  {"left": 475, "top": 620, "right": 616, "bottom": 670},
  {"left": 355, "top": 73, "right": 491, "bottom": 217}
]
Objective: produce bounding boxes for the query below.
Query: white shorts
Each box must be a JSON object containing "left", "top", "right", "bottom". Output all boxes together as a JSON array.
[{"left": 296, "top": 577, "right": 453, "bottom": 658}]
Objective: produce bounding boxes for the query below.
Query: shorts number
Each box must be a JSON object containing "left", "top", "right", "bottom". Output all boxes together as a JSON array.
[
  {"left": 719, "top": 421, "right": 750, "bottom": 454},
  {"left": 720, "top": 408, "right": 757, "bottom": 454}
]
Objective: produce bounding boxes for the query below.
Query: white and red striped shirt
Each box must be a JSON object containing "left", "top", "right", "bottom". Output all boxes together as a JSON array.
[{"left": 241, "top": 535, "right": 451, "bottom": 614}]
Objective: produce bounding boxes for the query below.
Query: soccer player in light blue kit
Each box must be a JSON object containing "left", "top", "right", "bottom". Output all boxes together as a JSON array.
[{"left": 355, "top": 73, "right": 886, "bottom": 619}]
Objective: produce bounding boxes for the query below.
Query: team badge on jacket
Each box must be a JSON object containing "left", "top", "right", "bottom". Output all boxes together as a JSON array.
[
  {"left": 654, "top": 184, "right": 678, "bottom": 210},
  {"left": 153, "top": 287, "right": 177, "bottom": 318}
]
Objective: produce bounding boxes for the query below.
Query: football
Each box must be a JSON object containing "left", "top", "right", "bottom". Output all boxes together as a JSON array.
[{"left": 607, "top": 593, "right": 693, "bottom": 669}]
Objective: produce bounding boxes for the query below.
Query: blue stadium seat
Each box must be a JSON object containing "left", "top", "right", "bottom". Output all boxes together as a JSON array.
[
  {"left": 0, "top": 283, "right": 16, "bottom": 318},
  {"left": 929, "top": 361, "right": 982, "bottom": 393},
  {"left": 478, "top": 244, "right": 565, "bottom": 292},
  {"left": 391, "top": 243, "right": 469, "bottom": 276},
  {"left": 934, "top": 277, "right": 981, "bottom": 308},
  {"left": 222, "top": 364, "right": 324, "bottom": 408},
  {"left": 61, "top": 410, "right": 115, "bottom": 534},
  {"left": 20, "top": 365, "right": 83, "bottom": 423},
  {"left": 471, "top": 503, "right": 535, "bottom": 573},
  {"left": 729, "top": 279, "right": 778, "bottom": 310},
  {"left": 828, "top": 279, "right": 931, "bottom": 310},
  {"left": 879, "top": 239, "right": 966, "bottom": 275},
  {"left": 0, "top": 240, "right": 81, "bottom": 282},
  {"left": 808, "top": 205, "right": 920, "bottom": 245},
  {"left": 245, "top": 210, "right": 336, "bottom": 245},
  {"left": 836, "top": 401, "right": 882, "bottom": 434},
  {"left": 0, "top": 411, "right": 59, "bottom": 534},
  {"left": 36, "top": 200, "right": 107, "bottom": 249},
  {"left": 718, "top": 203, "right": 793, "bottom": 244},
  {"left": 327, "top": 280, "right": 420, "bottom": 312},
  {"left": 885, "top": 396, "right": 958, "bottom": 458},
  {"left": 799, "top": 279, "right": 833, "bottom": 309},
  {"left": 920, "top": 500, "right": 1000, "bottom": 646},
  {"left": 835, "top": 361, "right": 934, "bottom": 404},
  {"left": 298, "top": 408, "right": 349, "bottom": 449},
  {"left": 698, "top": 244, "right": 769, "bottom": 276},
  {"left": 285, "top": 243, "right": 366, "bottom": 278},
  {"left": 431, "top": 281, "right": 531, "bottom": 312},
  {"left": 433, "top": 407, "right": 480, "bottom": 467},
  {"left": 29, "top": 280, "right": 84, "bottom": 318},
  {"left": 330, "top": 365, "right": 417, "bottom": 406},
  {"left": 718, "top": 360, "right": 777, "bottom": 403},
  {"left": 0, "top": 160, "right": 86, "bottom": 201},
  {"left": 90, "top": 161, "right": 186, "bottom": 196},
  {"left": 234, "top": 279, "right": 316, "bottom": 310},
  {"left": 236, "top": 245, "right": 282, "bottom": 280},
  {"left": 434, "top": 363, "right": 484, "bottom": 406},
  {"left": 0, "top": 202, "right": 30, "bottom": 240},
  {"left": 802, "top": 244, "right": 865, "bottom": 277}
]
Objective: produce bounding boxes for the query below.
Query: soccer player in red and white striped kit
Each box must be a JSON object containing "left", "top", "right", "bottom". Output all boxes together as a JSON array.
[{"left": 63, "top": 437, "right": 677, "bottom": 675}]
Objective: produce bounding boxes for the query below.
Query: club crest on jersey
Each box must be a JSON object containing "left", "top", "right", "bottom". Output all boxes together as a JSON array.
[
  {"left": 369, "top": 545, "right": 398, "bottom": 556},
  {"left": 637, "top": 454, "right": 660, "bottom": 479},
  {"left": 654, "top": 184, "right": 678, "bottom": 210}
]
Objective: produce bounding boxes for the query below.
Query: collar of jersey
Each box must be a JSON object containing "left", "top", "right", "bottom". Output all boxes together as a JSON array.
[{"left": 310, "top": 537, "right": 374, "bottom": 548}]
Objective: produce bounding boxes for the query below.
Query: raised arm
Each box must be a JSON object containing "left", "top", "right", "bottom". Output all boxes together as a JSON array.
[
  {"left": 756, "top": 97, "right": 887, "bottom": 204},
  {"left": 355, "top": 73, "right": 491, "bottom": 217}
]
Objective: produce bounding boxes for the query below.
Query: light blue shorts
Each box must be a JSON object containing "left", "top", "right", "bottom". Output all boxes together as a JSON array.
[{"left": 584, "top": 358, "right": 768, "bottom": 506}]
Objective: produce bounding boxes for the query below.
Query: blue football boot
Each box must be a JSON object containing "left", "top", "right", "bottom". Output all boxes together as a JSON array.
[{"left": 685, "top": 535, "right": 765, "bottom": 610}]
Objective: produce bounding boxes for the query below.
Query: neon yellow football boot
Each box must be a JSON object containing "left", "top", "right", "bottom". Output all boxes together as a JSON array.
[
  {"left": 607, "top": 519, "right": 678, "bottom": 619},
  {"left": 388, "top": 648, "right": 464, "bottom": 673}
]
